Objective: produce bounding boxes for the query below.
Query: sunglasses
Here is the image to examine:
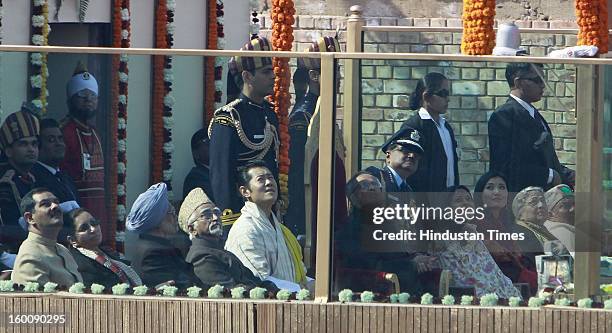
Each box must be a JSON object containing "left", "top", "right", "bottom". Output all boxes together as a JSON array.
[
  {"left": 431, "top": 89, "right": 450, "bottom": 98},
  {"left": 76, "top": 219, "right": 100, "bottom": 233}
]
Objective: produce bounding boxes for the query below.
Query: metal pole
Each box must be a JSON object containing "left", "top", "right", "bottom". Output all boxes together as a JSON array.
[{"left": 343, "top": 5, "right": 365, "bottom": 180}]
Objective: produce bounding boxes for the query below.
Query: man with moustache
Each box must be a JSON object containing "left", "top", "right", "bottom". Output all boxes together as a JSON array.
[
  {"left": 0, "top": 110, "right": 40, "bottom": 251},
  {"left": 60, "top": 62, "right": 108, "bottom": 243},
  {"left": 489, "top": 63, "right": 575, "bottom": 192},
  {"left": 32, "top": 118, "right": 79, "bottom": 204},
  {"left": 225, "top": 160, "right": 310, "bottom": 289},
  {"left": 11, "top": 188, "right": 82, "bottom": 287},
  {"left": 208, "top": 37, "right": 279, "bottom": 227},
  {"left": 366, "top": 127, "right": 424, "bottom": 193},
  {"left": 180, "top": 187, "right": 278, "bottom": 290}
]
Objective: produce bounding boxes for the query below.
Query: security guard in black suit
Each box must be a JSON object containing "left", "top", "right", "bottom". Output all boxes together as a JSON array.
[
  {"left": 365, "top": 127, "right": 424, "bottom": 194},
  {"left": 208, "top": 37, "right": 279, "bottom": 227},
  {"left": 0, "top": 110, "right": 40, "bottom": 252}
]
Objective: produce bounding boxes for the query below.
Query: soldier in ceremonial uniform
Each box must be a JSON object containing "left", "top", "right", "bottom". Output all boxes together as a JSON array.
[
  {"left": 0, "top": 110, "right": 40, "bottom": 251},
  {"left": 208, "top": 37, "right": 279, "bottom": 226},
  {"left": 365, "top": 127, "right": 424, "bottom": 193},
  {"left": 60, "top": 62, "right": 108, "bottom": 244},
  {"left": 285, "top": 38, "right": 341, "bottom": 236}
]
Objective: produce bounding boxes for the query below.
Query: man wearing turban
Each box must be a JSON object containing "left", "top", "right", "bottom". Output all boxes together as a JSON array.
[
  {"left": 180, "top": 187, "right": 278, "bottom": 291},
  {"left": 60, "top": 61, "right": 108, "bottom": 245},
  {"left": 0, "top": 109, "right": 40, "bottom": 251},
  {"left": 124, "top": 183, "right": 200, "bottom": 290},
  {"left": 208, "top": 37, "right": 280, "bottom": 229}
]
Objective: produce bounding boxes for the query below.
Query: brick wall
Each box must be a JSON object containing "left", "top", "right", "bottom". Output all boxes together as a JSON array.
[{"left": 261, "top": 15, "right": 579, "bottom": 187}]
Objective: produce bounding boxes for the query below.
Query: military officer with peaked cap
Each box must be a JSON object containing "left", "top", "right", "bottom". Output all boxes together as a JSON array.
[
  {"left": 208, "top": 37, "right": 280, "bottom": 227},
  {"left": 366, "top": 127, "right": 424, "bottom": 193}
]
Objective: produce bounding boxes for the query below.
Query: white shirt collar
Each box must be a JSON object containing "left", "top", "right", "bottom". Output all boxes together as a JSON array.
[
  {"left": 418, "top": 107, "right": 446, "bottom": 127},
  {"left": 386, "top": 166, "right": 404, "bottom": 188},
  {"left": 509, "top": 94, "right": 535, "bottom": 118},
  {"left": 37, "top": 161, "right": 59, "bottom": 175}
]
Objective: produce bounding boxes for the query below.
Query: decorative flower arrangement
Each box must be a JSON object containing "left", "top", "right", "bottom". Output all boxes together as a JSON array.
[
  {"left": 576, "top": 0, "right": 609, "bottom": 54},
  {"left": 389, "top": 294, "right": 399, "bottom": 303},
  {"left": 161, "top": 286, "right": 178, "bottom": 297},
  {"left": 441, "top": 295, "right": 455, "bottom": 305},
  {"left": 360, "top": 291, "right": 375, "bottom": 303},
  {"left": 296, "top": 289, "right": 310, "bottom": 301},
  {"left": 30, "top": 0, "right": 51, "bottom": 114},
  {"left": 460, "top": 295, "right": 474, "bottom": 305},
  {"left": 554, "top": 298, "right": 571, "bottom": 306},
  {"left": 602, "top": 284, "right": 612, "bottom": 295},
  {"left": 204, "top": 0, "right": 225, "bottom": 126},
  {"left": 276, "top": 289, "right": 292, "bottom": 301},
  {"left": 576, "top": 298, "right": 593, "bottom": 308},
  {"left": 112, "top": 283, "right": 130, "bottom": 295},
  {"left": 0, "top": 280, "right": 14, "bottom": 292},
  {"left": 420, "top": 293, "right": 434, "bottom": 305},
  {"left": 23, "top": 282, "right": 39, "bottom": 293},
  {"left": 43, "top": 282, "right": 58, "bottom": 293},
  {"left": 398, "top": 292, "right": 410, "bottom": 304},
  {"left": 68, "top": 283, "right": 85, "bottom": 294},
  {"left": 338, "top": 289, "right": 353, "bottom": 303},
  {"left": 479, "top": 293, "right": 499, "bottom": 307},
  {"left": 90, "top": 284, "right": 105, "bottom": 295},
  {"left": 133, "top": 285, "right": 149, "bottom": 296},
  {"left": 186, "top": 286, "right": 202, "bottom": 298},
  {"left": 604, "top": 299, "right": 612, "bottom": 310},
  {"left": 151, "top": 0, "right": 176, "bottom": 196},
  {"left": 508, "top": 296, "right": 522, "bottom": 307},
  {"left": 207, "top": 284, "right": 224, "bottom": 299},
  {"left": 460, "top": 0, "right": 496, "bottom": 55},
  {"left": 109, "top": 0, "right": 131, "bottom": 251},
  {"left": 231, "top": 286, "right": 246, "bottom": 299},
  {"left": 528, "top": 297, "right": 545, "bottom": 308},
  {"left": 270, "top": 0, "right": 296, "bottom": 210},
  {"left": 249, "top": 287, "right": 267, "bottom": 299}
]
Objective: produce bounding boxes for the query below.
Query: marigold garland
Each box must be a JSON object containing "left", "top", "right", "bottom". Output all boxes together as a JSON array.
[
  {"left": 204, "top": 0, "right": 217, "bottom": 126},
  {"left": 109, "top": 0, "right": 131, "bottom": 250},
  {"left": 30, "top": 0, "right": 51, "bottom": 114},
  {"left": 460, "top": 0, "right": 496, "bottom": 55},
  {"left": 152, "top": 0, "right": 176, "bottom": 196},
  {"left": 270, "top": 0, "right": 295, "bottom": 209},
  {"left": 214, "top": 0, "right": 225, "bottom": 110},
  {"left": 576, "top": 0, "right": 608, "bottom": 54}
]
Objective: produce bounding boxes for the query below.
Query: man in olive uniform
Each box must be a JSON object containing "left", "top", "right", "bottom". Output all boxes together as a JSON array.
[
  {"left": 208, "top": 37, "right": 279, "bottom": 226},
  {"left": 0, "top": 110, "right": 40, "bottom": 251},
  {"left": 287, "top": 36, "right": 343, "bottom": 236}
]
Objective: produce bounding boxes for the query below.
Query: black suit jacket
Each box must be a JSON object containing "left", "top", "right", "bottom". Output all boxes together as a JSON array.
[
  {"left": 31, "top": 163, "right": 79, "bottom": 204},
  {"left": 124, "top": 232, "right": 200, "bottom": 289},
  {"left": 185, "top": 236, "right": 278, "bottom": 291},
  {"left": 401, "top": 113, "right": 459, "bottom": 194},
  {"left": 68, "top": 246, "right": 134, "bottom": 289},
  {"left": 182, "top": 164, "right": 213, "bottom": 200},
  {"left": 488, "top": 98, "right": 572, "bottom": 192}
]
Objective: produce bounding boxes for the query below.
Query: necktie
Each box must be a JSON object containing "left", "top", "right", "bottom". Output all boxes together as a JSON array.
[
  {"left": 399, "top": 182, "right": 409, "bottom": 192},
  {"left": 531, "top": 106, "right": 548, "bottom": 132}
]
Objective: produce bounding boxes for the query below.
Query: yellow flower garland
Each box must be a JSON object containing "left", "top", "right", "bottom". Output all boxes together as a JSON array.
[{"left": 461, "top": 0, "right": 496, "bottom": 55}]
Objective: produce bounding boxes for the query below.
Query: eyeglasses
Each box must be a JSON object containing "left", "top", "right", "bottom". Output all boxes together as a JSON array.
[
  {"left": 431, "top": 89, "right": 450, "bottom": 98},
  {"left": 75, "top": 90, "right": 98, "bottom": 99},
  {"left": 76, "top": 219, "right": 100, "bottom": 233},
  {"left": 525, "top": 196, "right": 546, "bottom": 207},
  {"left": 519, "top": 76, "right": 545, "bottom": 85},
  {"left": 196, "top": 207, "right": 222, "bottom": 221}
]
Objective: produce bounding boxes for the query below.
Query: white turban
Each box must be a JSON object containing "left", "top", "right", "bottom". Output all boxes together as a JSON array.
[{"left": 66, "top": 71, "right": 98, "bottom": 99}]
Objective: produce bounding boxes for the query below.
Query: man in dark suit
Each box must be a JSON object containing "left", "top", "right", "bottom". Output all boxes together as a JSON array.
[
  {"left": 489, "top": 63, "right": 575, "bottom": 192},
  {"left": 31, "top": 118, "right": 79, "bottom": 204},
  {"left": 124, "top": 183, "right": 200, "bottom": 289},
  {"left": 182, "top": 129, "right": 213, "bottom": 200},
  {"left": 366, "top": 127, "right": 424, "bottom": 193}
]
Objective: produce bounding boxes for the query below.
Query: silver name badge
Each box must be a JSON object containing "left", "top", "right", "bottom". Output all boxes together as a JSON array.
[{"left": 253, "top": 134, "right": 265, "bottom": 139}]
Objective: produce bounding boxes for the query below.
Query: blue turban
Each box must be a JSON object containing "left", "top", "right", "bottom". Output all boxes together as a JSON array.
[{"left": 126, "top": 183, "right": 169, "bottom": 233}]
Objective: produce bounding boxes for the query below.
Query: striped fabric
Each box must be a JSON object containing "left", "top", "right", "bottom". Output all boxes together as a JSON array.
[
  {"left": 0, "top": 111, "right": 40, "bottom": 149},
  {"left": 300, "top": 36, "right": 342, "bottom": 70},
  {"left": 228, "top": 37, "right": 273, "bottom": 76}
]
